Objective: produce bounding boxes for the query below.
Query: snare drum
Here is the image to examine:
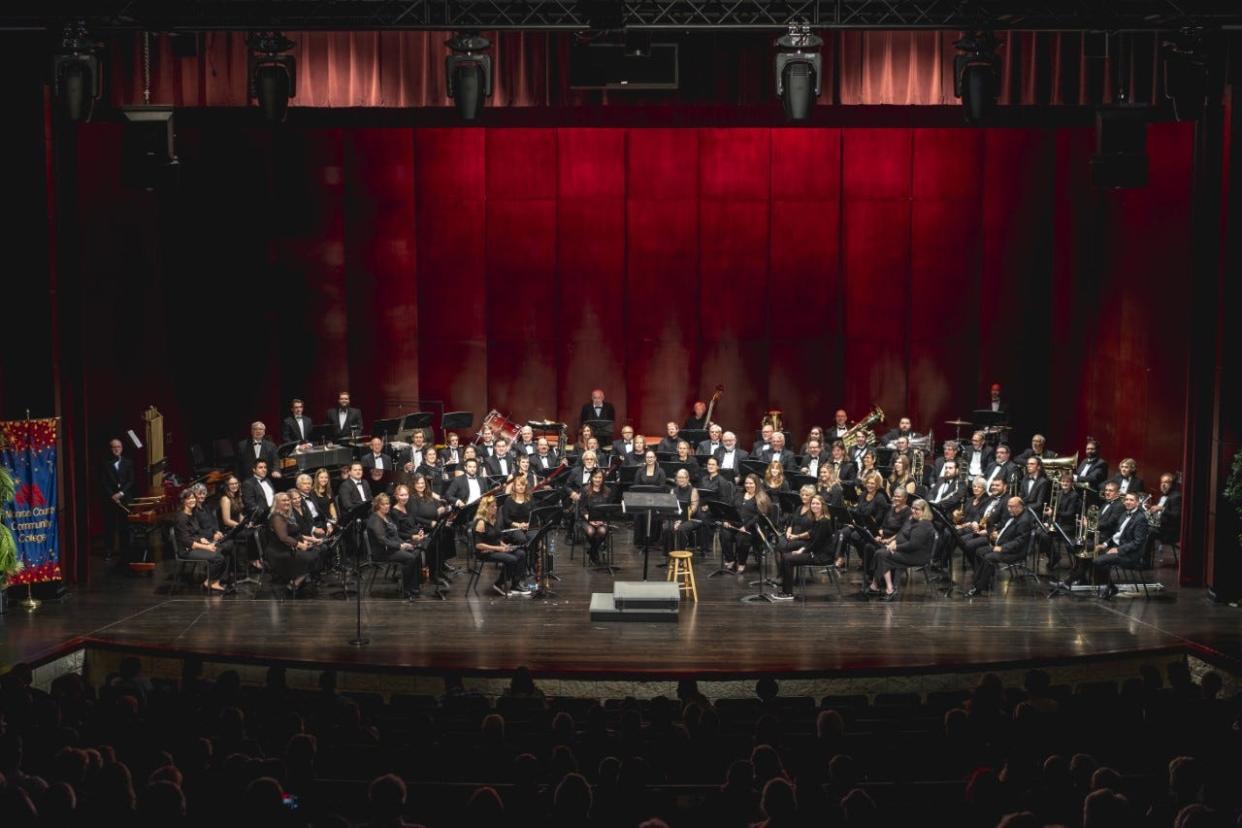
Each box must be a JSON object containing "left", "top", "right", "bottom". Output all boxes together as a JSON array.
[{"left": 479, "top": 410, "right": 519, "bottom": 443}]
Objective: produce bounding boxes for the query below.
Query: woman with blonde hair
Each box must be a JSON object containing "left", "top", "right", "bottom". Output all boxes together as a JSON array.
[{"left": 474, "top": 494, "right": 529, "bottom": 596}]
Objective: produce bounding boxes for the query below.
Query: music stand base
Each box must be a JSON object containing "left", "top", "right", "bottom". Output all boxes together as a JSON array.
[
  {"left": 741, "top": 593, "right": 777, "bottom": 604},
  {"left": 348, "top": 637, "right": 370, "bottom": 647}
]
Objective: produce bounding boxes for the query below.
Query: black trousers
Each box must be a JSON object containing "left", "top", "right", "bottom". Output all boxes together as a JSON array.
[
  {"left": 973, "top": 549, "right": 1025, "bottom": 591},
  {"left": 959, "top": 532, "right": 992, "bottom": 570},
  {"left": 378, "top": 547, "right": 423, "bottom": 593},
  {"left": 1092, "top": 553, "right": 1138, "bottom": 583},
  {"left": 663, "top": 519, "right": 702, "bottom": 554},
  {"left": 873, "top": 550, "right": 928, "bottom": 584},
  {"left": 480, "top": 549, "right": 526, "bottom": 583},
  {"left": 103, "top": 499, "right": 131, "bottom": 556},
  {"left": 186, "top": 548, "right": 228, "bottom": 582},
  {"left": 779, "top": 550, "right": 821, "bottom": 594},
  {"left": 719, "top": 527, "right": 757, "bottom": 567}
]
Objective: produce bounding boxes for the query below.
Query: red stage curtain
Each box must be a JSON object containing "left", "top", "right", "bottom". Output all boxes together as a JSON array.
[{"left": 105, "top": 30, "right": 1170, "bottom": 108}]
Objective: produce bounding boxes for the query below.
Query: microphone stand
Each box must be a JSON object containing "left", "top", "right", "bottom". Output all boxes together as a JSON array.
[
  {"left": 339, "top": 501, "right": 373, "bottom": 647},
  {"left": 741, "top": 511, "right": 780, "bottom": 604}
]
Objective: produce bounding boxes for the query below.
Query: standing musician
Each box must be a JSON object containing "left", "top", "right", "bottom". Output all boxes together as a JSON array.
[
  {"left": 532, "top": 437, "right": 561, "bottom": 477},
  {"left": 361, "top": 437, "right": 391, "bottom": 470},
  {"left": 762, "top": 461, "right": 790, "bottom": 496},
  {"left": 445, "top": 457, "right": 486, "bottom": 508},
  {"left": 325, "top": 391, "right": 363, "bottom": 442},
  {"left": 579, "top": 388, "right": 616, "bottom": 431},
  {"left": 699, "top": 424, "right": 724, "bottom": 456},
  {"left": 774, "top": 493, "right": 835, "bottom": 600},
  {"left": 715, "top": 432, "right": 748, "bottom": 473},
  {"left": 1148, "top": 473, "right": 1182, "bottom": 561},
  {"left": 1073, "top": 439, "right": 1109, "bottom": 492},
  {"left": 986, "top": 382, "right": 1007, "bottom": 414},
  {"left": 102, "top": 437, "right": 135, "bottom": 558},
  {"left": 985, "top": 444, "right": 1018, "bottom": 491},
  {"left": 867, "top": 498, "right": 936, "bottom": 601},
  {"left": 473, "top": 495, "right": 530, "bottom": 596},
  {"left": 579, "top": 469, "right": 614, "bottom": 567},
  {"left": 174, "top": 489, "right": 229, "bottom": 592},
  {"left": 281, "top": 398, "right": 314, "bottom": 447},
  {"left": 1043, "top": 473, "right": 1081, "bottom": 570},
  {"left": 612, "top": 425, "right": 636, "bottom": 460},
  {"left": 658, "top": 422, "right": 683, "bottom": 454},
  {"left": 242, "top": 458, "right": 276, "bottom": 516},
  {"left": 966, "top": 496, "right": 1034, "bottom": 597},
  {"left": 761, "top": 432, "right": 797, "bottom": 470},
  {"left": 827, "top": 409, "right": 850, "bottom": 440},
  {"left": 1019, "top": 457, "right": 1051, "bottom": 510},
  {"left": 962, "top": 431, "right": 994, "bottom": 479},
  {"left": 753, "top": 423, "right": 775, "bottom": 456},
  {"left": 881, "top": 417, "right": 915, "bottom": 445},
  {"left": 336, "top": 461, "right": 372, "bottom": 517},
  {"left": 839, "top": 472, "right": 889, "bottom": 569},
  {"left": 800, "top": 438, "right": 827, "bottom": 477},
  {"left": 484, "top": 438, "right": 516, "bottom": 482},
  {"left": 861, "top": 488, "right": 912, "bottom": 578},
  {"left": 293, "top": 474, "right": 332, "bottom": 536},
  {"left": 1110, "top": 458, "right": 1145, "bottom": 495},
  {"left": 383, "top": 485, "right": 427, "bottom": 600},
  {"left": 1092, "top": 491, "right": 1150, "bottom": 599},
  {"left": 683, "top": 400, "right": 709, "bottom": 431},
  {"left": 664, "top": 468, "right": 702, "bottom": 553},
  {"left": 267, "top": 491, "right": 322, "bottom": 596},
  {"left": 887, "top": 455, "right": 918, "bottom": 501},
  {"left": 800, "top": 426, "right": 825, "bottom": 455},
  {"left": 958, "top": 477, "right": 1008, "bottom": 570},
  {"left": 501, "top": 474, "right": 536, "bottom": 549},
  {"left": 719, "top": 473, "right": 774, "bottom": 574},
  {"left": 1015, "top": 434, "right": 1056, "bottom": 464},
  {"left": 237, "top": 422, "right": 281, "bottom": 479}
]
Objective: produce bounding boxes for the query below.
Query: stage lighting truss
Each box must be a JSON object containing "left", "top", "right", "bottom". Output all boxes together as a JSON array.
[
  {"left": 247, "top": 31, "right": 297, "bottom": 121},
  {"left": 774, "top": 23, "right": 823, "bottom": 122}
]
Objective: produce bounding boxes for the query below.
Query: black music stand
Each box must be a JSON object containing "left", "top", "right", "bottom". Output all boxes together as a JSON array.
[
  {"left": 694, "top": 486, "right": 727, "bottom": 576},
  {"left": 400, "top": 412, "right": 434, "bottom": 444},
  {"left": 338, "top": 501, "right": 374, "bottom": 646},
  {"left": 787, "top": 473, "right": 815, "bottom": 490},
  {"left": 527, "top": 504, "right": 563, "bottom": 597},
  {"left": 584, "top": 418, "right": 615, "bottom": 443},
  {"left": 441, "top": 411, "right": 474, "bottom": 444},
  {"left": 705, "top": 499, "right": 745, "bottom": 580},
  {"left": 741, "top": 509, "right": 782, "bottom": 603},
  {"left": 309, "top": 424, "right": 333, "bottom": 446},
  {"left": 659, "top": 461, "right": 695, "bottom": 481},
  {"left": 623, "top": 488, "right": 677, "bottom": 580},
  {"left": 740, "top": 459, "right": 767, "bottom": 480},
  {"left": 680, "top": 429, "right": 708, "bottom": 448}
]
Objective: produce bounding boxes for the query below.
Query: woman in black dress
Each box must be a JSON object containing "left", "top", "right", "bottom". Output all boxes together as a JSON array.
[
  {"left": 408, "top": 473, "right": 453, "bottom": 581},
  {"left": 309, "top": 468, "right": 339, "bottom": 528},
  {"left": 720, "top": 474, "right": 773, "bottom": 574},
  {"left": 474, "top": 495, "right": 529, "bottom": 596},
  {"left": 266, "top": 491, "right": 321, "bottom": 595},
  {"left": 777, "top": 484, "right": 816, "bottom": 558},
  {"left": 763, "top": 461, "right": 789, "bottom": 497},
  {"left": 775, "top": 494, "right": 835, "bottom": 598},
  {"left": 868, "top": 498, "right": 936, "bottom": 601},
  {"left": 632, "top": 449, "right": 666, "bottom": 547},
  {"left": 501, "top": 473, "right": 535, "bottom": 549},
  {"left": 674, "top": 441, "right": 701, "bottom": 485},
  {"left": 366, "top": 492, "right": 422, "bottom": 600},
  {"left": 663, "top": 468, "right": 701, "bottom": 554},
  {"left": 174, "top": 488, "right": 228, "bottom": 591},
  {"left": 581, "top": 469, "right": 614, "bottom": 565},
  {"left": 839, "top": 472, "right": 890, "bottom": 570}
]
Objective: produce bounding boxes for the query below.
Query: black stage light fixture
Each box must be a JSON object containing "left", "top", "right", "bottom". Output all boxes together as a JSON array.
[
  {"left": 51, "top": 21, "right": 101, "bottom": 123},
  {"left": 446, "top": 33, "right": 493, "bottom": 122},
  {"left": 954, "top": 31, "right": 999, "bottom": 124},
  {"left": 774, "top": 23, "right": 823, "bottom": 122},
  {"left": 248, "top": 32, "right": 297, "bottom": 122},
  {"left": 1162, "top": 28, "right": 1210, "bottom": 122}
]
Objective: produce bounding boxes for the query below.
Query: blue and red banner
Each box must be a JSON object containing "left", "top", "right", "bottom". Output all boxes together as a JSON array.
[{"left": 1, "top": 418, "right": 61, "bottom": 584}]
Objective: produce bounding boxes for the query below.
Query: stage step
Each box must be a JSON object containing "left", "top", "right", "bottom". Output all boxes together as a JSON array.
[
  {"left": 589, "top": 588, "right": 681, "bottom": 623},
  {"left": 613, "top": 581, "right": 681, "bottom": 610}
]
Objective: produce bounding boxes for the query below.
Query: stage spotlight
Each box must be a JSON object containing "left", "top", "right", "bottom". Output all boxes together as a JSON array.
[
  {"left": 446, "top": 33, "right": 493, "bottom": 122},
  {"left": 247, "top": 32, "right": 297, "bottom": 123},
  {"left": 51, "top": 22, "right": 101, "bottom": 123},
  {"left": 1162, "top": 28, "right": 1210, "bottom": 122},
  {"left": 954, "top": 31, "right": 999, "bottom": 124},
  {"left": 774, "top": 23, "right": 823, "bottom": 122}
]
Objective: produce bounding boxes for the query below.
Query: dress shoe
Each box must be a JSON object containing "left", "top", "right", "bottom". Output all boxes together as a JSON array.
[
  {"left": 965, "top": 586, "right": 982, "bottom": 598},
  {"left": 1099, "top": 583, "right": 1118, "bottom": 600},
  {"left": 880, "top": 590, "right": 899, "bottom": 602}
]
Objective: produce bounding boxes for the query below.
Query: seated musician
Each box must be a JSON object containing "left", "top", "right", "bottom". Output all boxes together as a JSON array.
[
  {"left": 683, "top": 400, "right": 709, "bottom": 431},
  {"left": 863, "top": 488, "right": 912, "bottom": 579},
  {"left": 513, "top": 425, "right": 537, "bottom": 457},
  {"left": 478, "top": 425, "right": 498, "bottom": 459},
  {"left": 664, "top": 468, "right": 701, "bottom": 554},
  {"left": 887, "top": 455, "right": 918, "bottom": 501},
  {"left": 293, "top": 473, "right": 331, "bottom": 536},
  {"left": 287, "top": 490, "right": 326, "bottom": 557},
  {"left": 800, "top": 438, "right": 827, "bottom": 477},
  {"left": 858, "top": 449, "right": 885, "bottom": 491},
  {"left": 415, "top": 446, "right": 448, "bottom": 492},
  {"left": 1148, "top": 472, "right": 1181, "bottom": 561},
  {"left": 984, "top": 444, "right": 1017, "bottom": 491},
  {"left": 827, "top": 409, "right": 850, "bottom": 441},
  {"left": 1092, "top": 492, "right": 1150, "bottom": 599},
  {"left": 281, "top": 398, "right": 314, "bottom": 447},
  {"left": 658, "top": 422, "right": 683, "bottom": 454},
  {"left": 867, "top": 498, "right": 936, "bottom": 601},
  {"left": 267, "top": 491, "right": 322, "bottom": 595},
  {"left": 1015, "top": 434, "right": 1055, "bottom": 464},
  {"left": 967, "top": 497, "right": 1034, "bottom": 597},
  {"left": 242, "top": 458, "right": 276, "bottom": 517},
  {"left": 775, "top": 485, "right": 816, "bottom": 558},
  {"left": 955, "top": 476, "right": 990, "bottom": 531},
  {"left": 218, "top": 475, "right": 247, "bottom": 532},
  {"left": 612, "top": 425, "right": 636, "bottom": 459},
  {"left": 409, "top": 474, "right": 452, "bottom": 583},
  {"left": 1109, "top": 458, "right": 1145, "bottom": 495},
  {"left": 174, "top": 489, "right": 229, "bottom": 592},
  {"left": 237, "top": 421, "right": 281, "bottom": 479},
  {"left": 815, "top": 465, "right": 846, "bottom": 510},
  {"left": 1059, "top": 480, "right": 1125, "bottom": 588},
  {"left": 881, "top": 417, "right": 915, "bottom": 445},
  {"left": 930, "top": 441, "right": 960, "bottom": 484},
  {"left": 958, "top": 477, "right": 1008, "bottom": 570},
  {"left": 325, "top": 391, "right": 363, "bottom": 442},
  {"left": 719, "top": 474, "right": 774, "bottom": 574},
  {"left": 1019, "top": 457, "right": 1051, "bottom": 510},
  {"left": 699, "top": 424, "right": 723, "bottom": 456},
  {"left": 455, "top": 445, "right": 479, "bottom": 475},
  {"left": 674, "top": 440, "right": 701, "bottom": 484},
  {"left": 927, "top": 460, "right": 965, "bottom": 570},
  {"left": 532, "top": 437, "right": 561, "bottom": 477},
  {"left": 962, "top": 431, "right": 994, "bottom": 479},
  {"left": 773, "top": 493, "right": 834, "bottom": 600},
  {"left": 408, "top": 429, "right": 428, "bottom": 461},
  {"left": 472, "top": 495, "right": 529, "bottom": 596},
  {"left": 697, "top": 456, "right": 733, "bottom": 555},
  {"left": 368, "top": 491, "right": 423, "bottom": 601},
  {"left": 800, "top": 426, "right": 825, "bottom": 455},
  {"left": 484, "top": 438, "right": 516, "bottom": 482},
  {"left": 753, "top": 423, "right": 775, "bottom": 456},
  {"left": 830, "top": 441, "right": 858, "bottom": 492},
  {"left": 501, "top": 473, "right": 535, "bottom": 549},
  {"left": 443, "top": 431, "right": 464, "bottom": 466},
  {"left": 761, "top": 432, "right": 796, "bottom": 470},
  {"left": 839, "top": 472, "right": 889, "bottom": 570},
  {"left": 568, "top": 450, "right": 600, "bottom": 494},
  {"left": 763, "top": 460, "right": 789, "bottom": 495},
  {"left": 849, "top": 431, "right": 869, "bottom": 469},
  {"left": 715, "top": 432, "right": 748, "bottom": 473},
  {"left": 367, "top": 466, "right": 391, "bottom": 496},
  {"left": 309, "top": 468, "right": 339, "bottom": 528},
  {"left": 1044, "top": 473, "right": 1081, "bottom": 570},
  {"left": 890, "top": 435, "right": 913, "bottom": 469},
  {"left": 625, "top": 435, "right": 648, "bottom": 467},
  {"left": 190, "top": 483, "right": 234, "bottom": 557},
  {"left": 445, "top": 457, "right": 486, "bottom": 508},
  {"left": 361, "top": 437, "right": 391, "bottom": 471},
  {"left": 634, "top": 449, "right": 666, "bottom": 488},
  {"left": 579, "top": 469, "right": 614, "bottom": 567},
  {"left": 1073, "top": 438, "right": 1109, "bottom": 492}
]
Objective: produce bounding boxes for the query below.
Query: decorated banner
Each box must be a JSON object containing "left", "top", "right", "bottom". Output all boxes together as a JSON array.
[{"left": 0, "top": 418, "right": 62, "bottom": 584}]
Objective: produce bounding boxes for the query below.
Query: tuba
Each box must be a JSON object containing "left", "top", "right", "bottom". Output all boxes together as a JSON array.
[
  {"left": 1041, "top": 452, "right": 1079, "bottom": 476},
  {"left": 841, "top": 405, "right": 885, "bottom": 448},
  {"left": 761, "top": 410, "right": 783, "bottom": 433}
]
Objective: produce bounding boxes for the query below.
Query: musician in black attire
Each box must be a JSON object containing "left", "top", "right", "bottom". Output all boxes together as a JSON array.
[
  {"left": 191, "top": 484, "right": 236, "bottom": 569},
  {"left": 1149, "top": 473, "right": 1182, "bottom": 556},
  {"left": 774, "top": 494, "right": 835, "bottom": 599},
  {"left": 967, "top": 497, "right": 1034, "bottom": 596},
  {"left": 1072, "top": 439, "right": 1109, "bottom": 492},
  {"left": 1092, "top": 492, "right": 1151, "bottom": 599},
  {"left": 868, "top": 499, "right": 936, "bottom": 601},
  {"left": 579, "top": 469, "right": 614, "bottom": 566},
  {"left": 829, "top": 442, "right": 858, "bottom": 494},
  {"left": 336, "top": 462, "right": 372, "bottom": 516},
  {"left": 532, "top": 438, "right": 561, "bottom": 477},
  {"left": 663, "top": 468, "right": 701, "bottom": 554},
  {"left": 959, "top": 478, "right": 1007, "bottom": 570},
  {"left": 266, "top": 491, "right": 322, "bottom": 595},
  {"left": 1059, "top": 481, "right": 1124, "bottom": 588},
  {"left": 683, "top": 401, "right": 709, "bottom": 431},
  {"left": 696, "top": 456, "right": 733, "bottom": 556},
  {"left": 174, "top": 489, "right": 228, "bottom": 591},
  {"left": 657, "top": 422, "right": 683, "bottom": 454},
  {"left": 611, "top": 425, "right": 636, "bottom": 461},
  {"left": 1018, "top": 457, "right": 1051, "bottom": 510},
  {"left": 1044, "top": 474, "right": 1081, "bottom": 569},
  {"left": 484, "top": 438, "right": 517, "bottom": 482},
  {"left": 775, "top": 485, "right": 816, "bottom": 557},
  {"left": 623, "top": 436, "right": 648, "bottom": 467},
  {"left": 632, "top": 449, "right": 667, "bottom": 547},
  {"left": 237, "top": 422, "right": 281, "bottom": 479},
  {"left": 102, "top": 438, "right": 135, "bottom": 557},
  {"left": 863, "top": 488, "right": 912, "bottom": 580},
  {"left": 1109, "top": 458, "right": 1145, "bottom": 496},
  {"left": 445, "top": 457, "right": 486, "bottom": 508},
  {"left": 880, "top": 417, "right": 915, "bottom": 445},
  {"left": 839, "top": 472, "right": 889, "bottom": 570},
  {"left": 408, "top": 474, "right": 453, "bottom": 581},
  {"left": 241, "top": 459, "right": 276, "bottom": 517},
  {"left": 1015, "top": 434, "right": 1056, "bottom": 465},
  {"left": 293, "top": 473, "right": 332, "bottom": 536},
  {"left": 281, "top": 398, "right": 314, "bottom": 446},
  {"left": 719, "top": 474, "right": 775, "bottom": 574},
  {"left": 367, "top": 492, "right": 423, "bottom": 601},
  {"left": 474, "top": 495, "right": 530, "bottom": 596},
  {"left": 325, "top": 391, "right": 364, "bottom": 442},
  {"left": 673, "top": 441, "right": 701, "bottom": 485},
  {"left": 578, "top": 388, "right": 616, "bottom": 432},
  {"left": 287, "top": 490, "right": 325, "bottom": 565},
  {"left": 414, "top": 446, "right": 449, "bottom": 494},
  {"left": 501, "top": 474, "right": 536, "bottom": 549},
  {"left": 361, "top": 437, "right": 391, "bottom": 471},
  {"left": 984, "top": 444, "right": 1018, "bottom": 492}
]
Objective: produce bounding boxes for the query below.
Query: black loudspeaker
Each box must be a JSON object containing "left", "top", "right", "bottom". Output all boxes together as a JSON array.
[
  {"left": 1090, "top": 107, "right": 1149, "bottom": 188},
  {"left": 120, "top": 107, "right": 179, "bottom": 191}
]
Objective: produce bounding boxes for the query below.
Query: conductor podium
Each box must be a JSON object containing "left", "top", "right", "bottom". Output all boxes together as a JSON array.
[{"left": 589, "top": 581, "right": 682, "bottom": 623}]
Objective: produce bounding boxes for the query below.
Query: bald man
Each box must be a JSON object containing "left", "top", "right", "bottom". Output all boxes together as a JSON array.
[{"left": 967, "top": 496, "right": 1034, "bottom": 597}]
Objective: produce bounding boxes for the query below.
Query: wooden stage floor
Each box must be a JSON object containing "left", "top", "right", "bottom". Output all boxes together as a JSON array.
[{"left": 4, "top": 537, "right": 1240, "bottom": 678}]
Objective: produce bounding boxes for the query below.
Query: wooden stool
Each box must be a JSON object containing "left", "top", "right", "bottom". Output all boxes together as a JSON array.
[{"left": 666, "top": 550, "right": 698, "bottom": 602}]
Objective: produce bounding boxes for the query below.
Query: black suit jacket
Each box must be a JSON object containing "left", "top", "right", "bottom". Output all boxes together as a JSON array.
[
  {"left": 361, "top": 452, "right": 392, "bottom": 471},
  {"left": 241, "top": 476, "right": 275, "bottom": 517},
  {"left": 1073, "top": 457, "right": 1110, "bottom": 491},
  {"left": 531, "top": 452, "right": 560, "bottom": 476},
  {"left": 959, "top": 447, "right": 994, "bottom": 478},
  {"left": 324, "top": 406, "right": 364, "bottom": 441},
  {"left": 712, "top": 446, "right": 749, "bottom": 471},
  {"left": 236, "top": 438, "right": 279, "bottom": 476},
  {"left": 579, "top": 402, "right": 616, "bottom": 430},
  {"left": 992, "top": 509, "right": 1034, "bottom": 556},
  {"left": 984, "top": 460, "right": 1018, "bottom": 489},
  {"left": 101, "top": 456, "right": 136, "bottom": 501},
  {"left": 697, "top": 439, "right": 722, "bottom": 456},
  {"left": 444, "top": 475, "right": 484, "bottom": 505},
  {"left": 281, "top": 415, "right": 314, "bottom": 444},
  {"left": 336, "top": 477, "right": 372, "bottom": 516},
  {"left": 1109, "top": 508, "right": 1150, "bottom": 562},
  {"left": 1019, "top": 475, "right": 1051, "bottom": 509},
  {"left": 657, "top": 437, "right": 683, "bottom": 454},
  {"left": 927, "top": 477, "right": 965, "bottom": 511},
  {"left": 1015, "top": 448, "right": 1058, "bottom": 464},
  {"left": 759, "top": 449, "right": 798, "bottom": 470},
  {"left": 484, "top": 453, "right": 517, "bottom": 480},
  {"left": 832, "top": 460, "right": 859, "bottom": 489},
  {"left": 611, "top": 439, "right": 635, "bottom": 458},
  {"left": 1108, "top": 474, "right": 1146, "bottom": 495},
  {"left": 892, "top": 519, "right": 936, "bottom": 565}
]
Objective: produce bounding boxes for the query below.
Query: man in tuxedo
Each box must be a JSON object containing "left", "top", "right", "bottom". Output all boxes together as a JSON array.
[
  {"left": 698, "top": 424, "right": 723, "bottom": 456},
  {"left": 984, "top": 444, "right": 1017, "bottom": 491},
  {"left": 1109, "top": 458, "right": 1145, "bottom": 496},
  {"left": 578, "top": 388, "right": 616, "bottom": 431},
  {"left": 1072, "top": 439, "right": 1109, "bottom": 493},
  {"left": 513, "top": 426, "right": 537, "bottom": 457},
  {"left": 1018, "top": 457, "right": 1051, "bottom": 510},
  {"left": 1092, "top": 491, "right": 1151, "bottom": 599},
  {"left": 611, "top": 425, "right": 636, "bottom": 460},
  {"left": 532, "top": 437, "right": 560, "bottom": 477},
  {"left": 102, "top": 437, "right": 136, "bottom": 557},
  {"left": 714, "top": 432, "right": 748, "bottom": 473},
  {"left": 241, "top": 458, "right": 276, "bottom": 517},
  {"left": 442, "top": 432, "right": 464, "bottom": 466},
  {"left": 478, "top": 425, "right": 498, "bottom": 459},
  {"left": 927, "top": 460, "right": 965, "bottom": 570},
  {"left": 967, "top": 496, "right": 1033, "bottom": 595},
  {"left": 336, "top": 462, "right": 372, "bottom": 516},
  {"left": 237, "top": 422, "right": 280, "bottom": 479},
  {"left": 800, "top": 438, "right": 827, "bottom": 477},
  {"left": 484, "top": 438, "right": 515, "bottom": 481},
  {"left": 961, "top": 431, "right": 994, "bottom": 479},
  {"left": 761, "top": 432, "right": 797, "bottom": 470},
  {"left": 752, "top": 423, "right": 774, "bottom": 456},
  {"left": 931, "top": 441, "right": 961, "bottom": 483},
  {"left": 325, "top": 391, "right": 363, "bottom": 442},
  {"left": 829, "top": 441, "right": 858, "bottom": 492},
  {"left": 657, "top": 422, "right": 683, "bottom": 454},
  {"left": 281, "top": 399, "right": 313, "bottom": 446},
  {"left": 881, "top": 417, "right": 915, "bottom": 445},
  {"left": 361, "top": 437, "right": 391, "bottom": 471},
  {"left": 444, "top": 457, "right": 485, "bottom": 507},
  {"left": 827, "top": 409, "right": 850, "bottom": 441},
  {"left": 849, "top": 432, "right": 869, "bottom": 469},
  {"left": 986, "top": 382, "right": 1007, "bottom": 415},
  {"left": 1148, "top": 473, "right": 1182, "bottom": 559},
  {"left": 1015, "top": 434, "right": 1056, "bottom": 465}
]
